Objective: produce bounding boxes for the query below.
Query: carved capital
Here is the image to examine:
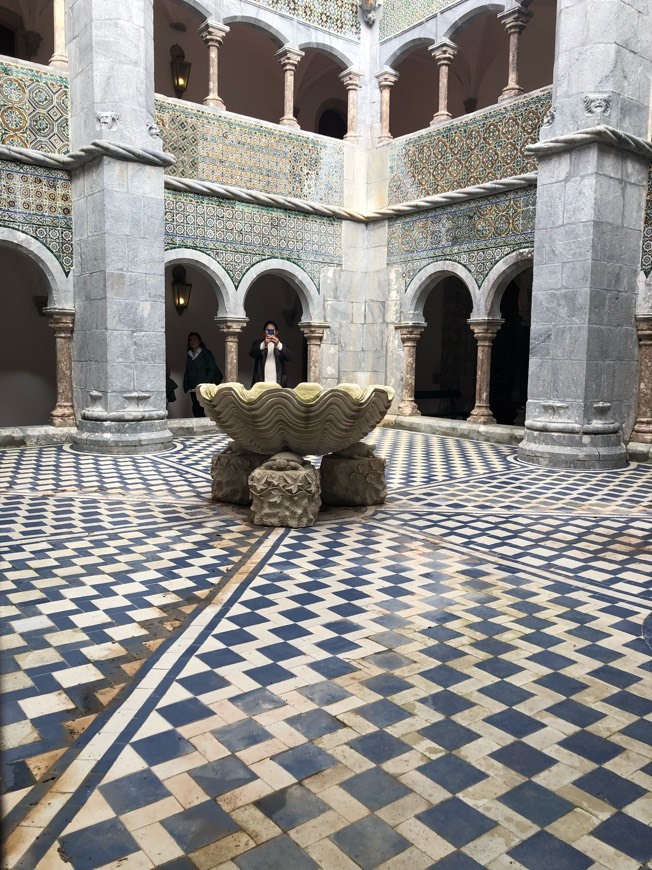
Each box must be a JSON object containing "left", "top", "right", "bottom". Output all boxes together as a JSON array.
[
  {"left": 468, "top": 318, "right": 503, "bottom": 342},
  {"left": 396, "top": 323, "right": 425, "bottom": 345},
  {"left": 275, "top": 46, "right": 305, "bottom": 71},
  {"left": 428, "top": 39, "right": 458, "bottom": 66},
  {"left": 375, "top": 67, "right": 399, "bottom": 89},
  {"left": 498, "top": 6, "right": 532, "bottom": 34},
  {"left": 339, "top": 68, "right": 363, "bottom": 91},
  {"left": 198, "top": 19, "right": 229, "bottom": 47},
  {"left": 216, "top": 317, "right": 248, "bottom": 335}
]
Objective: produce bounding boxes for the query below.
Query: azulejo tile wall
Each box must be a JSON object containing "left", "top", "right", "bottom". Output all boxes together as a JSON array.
[
  {"left": 387, "top": 186, "right": 536, "bottom": 286},
  {"left": 252, "top": 0, "right": 360, "bottom": 35},
  {"left": 388, "top": 90, "right": 552, "bottom": 204},
  {"left": 0, "top": 60, "right": 69, "bottom": 154},
  {"left": 165, "top": 191, "right": 342, "bottom": 287},
  {"left": 156, "top": 100, "right": 345, "bottom": 206},
  {"left": 0, "top": 160, "right": 73, "bottom": 273},
  {"left": 379, "top": 0, "right": 458, "bottom": 39},
  {"left": 642, "top": 165, "right": 652, "bottom": 277}
]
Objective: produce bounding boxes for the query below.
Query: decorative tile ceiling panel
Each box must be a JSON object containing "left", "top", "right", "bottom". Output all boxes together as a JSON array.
[
  {"left": 379, "top": 0, "right": 459, "bottom": 39},
  {"left": 0, "top": 160, "right": 73, "bottom": 273},
  {"left": 387, "top": 186, "right": 536, "bottom": 285},
  {"left": 388, "top": 89, "right": 551, "bottom": 204},
  {"left": 252, "top": 0, "right": 360, "bottom": 36},
  {"left": 165, "top": 190, "right": 342, "bottom": 287},
  {"left": 157, "top": 100, "right": 345, "bottom": 206},
  {"left": 0, "top": 60, "right": 70, "bottom": 154}
]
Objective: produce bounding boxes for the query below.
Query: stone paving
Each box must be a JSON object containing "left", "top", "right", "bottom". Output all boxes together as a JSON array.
[{"left": 1, "top": 429, "right": 651, "bottom": 869}]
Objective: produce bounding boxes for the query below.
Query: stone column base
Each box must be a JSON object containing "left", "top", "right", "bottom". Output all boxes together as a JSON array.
[
  {"left": 72, "top": 420, "right": 173, "bottom": 454},
  {"left": 249, "top": 453, "right": 320, "bottom": 527},
  {"left": 518, "top": 430, "right": 627, "bottom": 469},
  {"left": 211, "top": 442, "right": 270, "bottom": 504},
  {"left": 320, "top": 444, "right": 387, "bottom": 506}
]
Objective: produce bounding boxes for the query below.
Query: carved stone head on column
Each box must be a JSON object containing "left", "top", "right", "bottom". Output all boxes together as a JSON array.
[{"left": 360, "top": 0, "right": 382, "bottom": 25}]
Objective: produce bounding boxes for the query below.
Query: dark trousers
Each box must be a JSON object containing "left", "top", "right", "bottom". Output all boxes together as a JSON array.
[{"left": 190, "top": 391, "right": 205, "bottom": 418}]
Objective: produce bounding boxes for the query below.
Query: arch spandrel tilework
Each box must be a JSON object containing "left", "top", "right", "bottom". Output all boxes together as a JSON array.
[
  {"left": 164, "top": 190, "right": 342, "bottom": 288},
  {"left": 251, "top": 0, "right": 360, "bottom": 35},
  {"left": 642, "top": 166, "right": 652, "bottom": 277},
  {"left": 0, "top": 60, "right": 70, "bottom": 154},
  {"left": 387, "top": 186, "right": 536, "bottom": 286},
  {"left": 379, "top": 0, "right": 459, "bottom": 39},
  {"left": 0, "top": 160, "right": 73, "bottom": 274},
  {"left": 388, "top": 89, "right": 551, "bottom": 204},
  {"left": 156, "top": 100, "right": 345, "bottom": 206}
]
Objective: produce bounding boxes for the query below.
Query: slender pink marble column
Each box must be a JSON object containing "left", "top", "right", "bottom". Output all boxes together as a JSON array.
[
  {"left": 631, "top": 315, "right": 652, "bottom": 443},
  {"left": 216, "top": 318, "right": 247, "bottom": 383},
  {"left": 375, "top": 67, "right": 399, "bottom": 143},
  {"left": 396, "top": 324, "right": 425, "bottom": 416},
  {"left": 49, "top": 0, "right": 68, "bottom": 68},
  {"left": 300, "top": 323, "right": 328, "bottom": 382},
  {"left": 468, "top": 319, "right": 503, "bottom": 424},
  {"left": 498, "top": 6, "right": 532, "bottom": 102},
  {"left": 198, "top": 20, "right": 229, "bottom": 110},
  {"left": 339, "top": 68, "right": 363, "bottom": 141},
  {"left": 429, "top": 39, "right": 458, "bottom": 125},
  {"left": 276, "top": 47, "right": 304, "bottom": 128},
  {"left": 47, "top": 308, "right": 76, "bottom": 426}
]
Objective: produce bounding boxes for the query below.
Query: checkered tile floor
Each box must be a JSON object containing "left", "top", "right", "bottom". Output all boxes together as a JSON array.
[{"left": 2, "top": 430, "right": 652, "bottom": 869}]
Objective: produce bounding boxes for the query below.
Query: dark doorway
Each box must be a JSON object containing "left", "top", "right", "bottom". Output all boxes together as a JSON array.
[{"left": 490, "top": 270, "right": 532, "bottom": 424}]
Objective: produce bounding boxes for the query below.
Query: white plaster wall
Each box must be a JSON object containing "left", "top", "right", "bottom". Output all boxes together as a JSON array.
[{"left": 0, "top": 247, "right": 56, "bottom": 426}]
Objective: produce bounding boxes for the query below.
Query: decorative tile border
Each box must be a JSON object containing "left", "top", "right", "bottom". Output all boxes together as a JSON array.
[
  {"left": 156, "top": 99, "right": 345, "bottom": 206},
  {"left": 252, "top": 0, "right": 360, "bottom": 35},
  {"left": 642, "top": 165, "right": 652, "bottom": 277},
  {"left": 165, "top": 190, "right": 342, "bottom": 287},
  {"left": 388, "top": 89, "right": 551, "bottom": 204},
  {"left": 380, "top": 0, "right": 458, "bottom": 39},
  {"left": 387, "top": 186, "right": 536, "bottom": 285},
  {"left": 0, "top": 60, "right": 69, "bottom": 154},
  {"left": 0, "top": 160, "right": 73, "bottom": 273}
]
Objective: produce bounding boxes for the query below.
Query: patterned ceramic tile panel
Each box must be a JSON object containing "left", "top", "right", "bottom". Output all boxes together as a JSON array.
[
  {"left": 388, "top": 89, "right": 552, "bottom": 204},
  {"left": 156, "top": 100, "right": 345, "bottom": 206},
  {"left": 0, "top": 160, "right": 73, "bottom": 273},
  {"left": 0, "top": 60, "right": 69, "bottom": 153},
  {"left": 642, "top": 165, "right": 652, "bottom": 277},
  {"left": 252, "top": 0, "right": 360, "bottom": 35},
  {"left": 380, "top": 0, "right": 458, "bottom": 39},
  {"left": 165, "top": 190, "right": 342, "bottom": 286},
  {"left": 387, "top": 185, "right": 535, "bottom": 285}
]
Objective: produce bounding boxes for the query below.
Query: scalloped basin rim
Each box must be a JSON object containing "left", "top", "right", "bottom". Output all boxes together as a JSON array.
[{"left": 200, "top": 382, "right": 395, "bottom": 405}]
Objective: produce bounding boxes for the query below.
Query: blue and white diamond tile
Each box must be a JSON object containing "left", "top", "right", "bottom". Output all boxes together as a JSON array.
[{"left": 1, "top": 428, "right": 651, "bottom": 869}]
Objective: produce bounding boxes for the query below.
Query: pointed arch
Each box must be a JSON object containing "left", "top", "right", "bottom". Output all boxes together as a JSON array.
[
  {"left": 482, "top": 248, "right": 534, "bottom": 318},
  {"left": 403, "top": 260, "right": 480, "bottom": 320},
  {"left": 164, "top": 248, "right": 239, "bottom": 315},
  {"left": 238, "top": 259, "right": 322, "bottom": 322}
]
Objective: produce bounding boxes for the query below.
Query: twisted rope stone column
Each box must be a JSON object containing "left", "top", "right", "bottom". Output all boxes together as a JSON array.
[
  {"left": 498, "top": 6, "right": 532, "bottom": 102},
  {"left": 396, "top": 324, "right": 425, "bottom": 416},
  {"left": 49, "top": 0, "right": 67, "bottom": 68},
  {"left": 198, "top": 20, "right": 229, "bottom": 111},
  {"left": 339, "top": 68, "right": 363, "bottom": 141},
  {"left": 300, "top": 322, "right": 329, "bottom": 383},
  {"left": 276, "top": 47, "right": 304, "bottom": 128},
  {"left": 216, "top": 318, "right": 248, "bottom": 383},
  {"left": 47, "top": 308, "right": 76, "bottom": 426},
  {"left": 429, "top": 39, "right": 458, "bottom": 125},
  {"left": 375, "top": 67, "right": 399, "bottom": 143},
  {"left": 468, "top": 319, "right": 503, "bottom": 424},
  {"left": 631, "top": 315, "right": 652, "bottom": 443}
]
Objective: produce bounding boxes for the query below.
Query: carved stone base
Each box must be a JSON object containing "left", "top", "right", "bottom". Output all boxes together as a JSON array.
[
  {"left": 320, "top": 443, "right": 387, "bottom": 506},
  {"left": 211, "top": 442, "right": 270, "bottom": 505},
  {"left": 249, "top": 452, "right": 321, "bottom": 528}
]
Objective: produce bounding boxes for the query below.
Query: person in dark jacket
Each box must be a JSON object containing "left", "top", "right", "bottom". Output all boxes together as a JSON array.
[
  {"left": 249, "top": 320, "right": 293, "bottom": 387},
  {"left": 183, "top": 332, "right": 223, "bottom": 417}
]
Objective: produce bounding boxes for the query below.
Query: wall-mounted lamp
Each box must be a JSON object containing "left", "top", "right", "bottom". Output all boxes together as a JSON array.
[
  {"left": 170, "top": 44, "right": 191, "bottom": 98},
  {"left": 171, "top": 265, "right": 192, "bottom": 315}
]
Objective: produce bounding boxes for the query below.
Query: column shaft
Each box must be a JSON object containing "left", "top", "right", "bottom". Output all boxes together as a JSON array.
[
  {"left": 375, "top": 68, "right": 399, "bottom": 143},
  {"left": 429, "top": 40, "right": 458, "bottom": 125},
  {"left": 50, "top": 0, "right": 67, "bottom": 68},
  {"left": 498, "top": 7, "right": 531, "bottom": 102},
  {"left": 339, "top": 69, "right": 363, "bottom": 141},
  {"left": 631, "top": 316, "right": 652, "bottom": 442},
  {"left": 198, "top": 20, "right": 229, "bottom": 111},
  {"left": 276, "top": 47, "right": 304, "bottom": 128},
  {"left": 396, "top": 325, "right": 424, "bottom": 416},
  {"left": 48, "top": 309, "right": 75, "bottom": 426},
  {"left": 468, "top": 320, "right": 502, "bottom": 424},
  {"left": 300, "top": 324, "right": 328, "bottom": 383},
  {"left": 216, "top": 319, "right": 247, "bottom": 383}
]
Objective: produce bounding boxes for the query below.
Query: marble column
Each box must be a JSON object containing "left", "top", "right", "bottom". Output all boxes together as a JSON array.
[
  {"left": 396, "top": 324, "right": 425, "bottom": 416},
  {"left": 47, "top": 308, "right": 76, "bottom": 426},
  {"left": 429, "top": 39, "right": 458, "bottom": 125},
  {"left": 300, "top": 322, "right": 328, "bottom": 383},
  {"left": 498, "top": 6, "right": 531, "bottom": 102},
  {"left": 375, "top": 67, "right": 399, "bottom": 143},
  {"left": 216, "top": 317, "right": 247, "bottom": 383},
  {"left": 276, "top": 46, "right": 304, "bottom": 128},
  {"left": 49, "top": 0, "right": 67, "bottom": 68},
  {"left": 198, "top": 19, "right": 229, "bottom": 111},
  {"left": 339, "top": 68, "right": 363, "bottom": 141},
  {"left": 631, "top": 315, "right": 652, "bottom": 443},
  {"left": 468, "top": 319, "right": 502, "bottom": 424}
]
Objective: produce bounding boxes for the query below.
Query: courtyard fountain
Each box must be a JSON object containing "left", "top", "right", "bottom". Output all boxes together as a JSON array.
[{"left": 198, "top": 382, "right": 394, "bottom": 527}]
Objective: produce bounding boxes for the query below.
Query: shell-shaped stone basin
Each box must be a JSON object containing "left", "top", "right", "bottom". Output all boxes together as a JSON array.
[{"left": 198, "top": 382, "right": 395, "bottom": 456}]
